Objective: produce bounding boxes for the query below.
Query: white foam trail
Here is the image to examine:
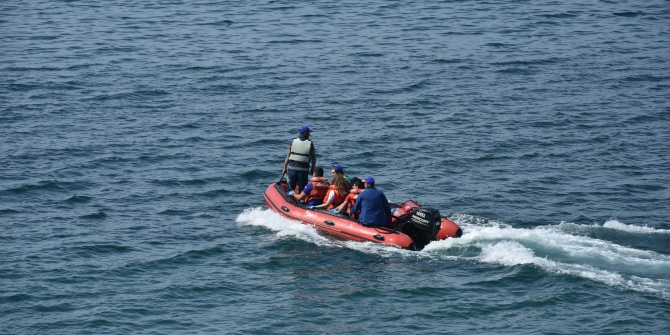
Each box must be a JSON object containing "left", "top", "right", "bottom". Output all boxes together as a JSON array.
[
  {"left": 424, "top": 219, "right": 670, "bottom": 299},
  {"left": 429, "top": 221, "right": 670, "bottom": 267},
  {"left": 239, "top": 208, "right": 669, "bottom": 298},
  {"left": 479, "top": 241, "right": 537, "bottom": 266},
  {"left": 556, "top": 220, "right": 670, "bottom": 235},
  {"left": 236, "top": 207, "right": 334, "bottom": 247},
  {"left": 602, "top": 219, "right": 670, "bottom": 234}
]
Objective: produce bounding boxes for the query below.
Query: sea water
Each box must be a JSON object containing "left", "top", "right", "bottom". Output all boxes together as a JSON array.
[{"left": 2, "top": 0, "right": 669, "bottom": 333}]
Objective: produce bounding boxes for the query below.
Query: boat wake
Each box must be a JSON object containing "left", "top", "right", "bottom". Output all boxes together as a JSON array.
[
  {"left": 426, "top": 215, "right": 670, "bottom": 299},
  {"left": 575, "top": 219, "right": 669, "bottom": 234},
  {"left": 237, "top": 208, "right": 670, "bottom": 299},
  {"left": 236, "top": 206, "right": 333, "bottom": 247}
]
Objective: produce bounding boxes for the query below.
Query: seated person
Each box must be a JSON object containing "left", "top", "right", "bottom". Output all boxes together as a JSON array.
[
  {"left": 311, "top": 174, "right": 349, "bottom": 210},
  {"left": 348, "top": 176, "right": 392, "bottom": 226},
  {"left": 333, "top": 177, "right": 364, "bottom": 218},
  {"left": 292, "top": 167, "right": 330, "bottom": 207},
  {"left": 331, "top": 164, "right": 352, "bottom": 187}
]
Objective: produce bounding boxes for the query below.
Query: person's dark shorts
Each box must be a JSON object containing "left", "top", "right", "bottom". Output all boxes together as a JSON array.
[{"left": 288, "top": 169, "right": 309, "bottom": 193}]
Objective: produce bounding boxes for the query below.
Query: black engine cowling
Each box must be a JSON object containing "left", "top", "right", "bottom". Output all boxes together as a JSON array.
[{"left": 401, "top": 207, "right": 442, "bottom": 250}]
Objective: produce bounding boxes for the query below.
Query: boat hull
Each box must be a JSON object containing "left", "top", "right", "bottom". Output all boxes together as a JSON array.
[{"left": 263, "top": 182, "right": 461, "bottom": 250}]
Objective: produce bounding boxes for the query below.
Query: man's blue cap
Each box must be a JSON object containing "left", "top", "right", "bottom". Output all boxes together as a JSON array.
[
  {"left": 364, "top": 176, "right": 375, "bottom": 185},
  {"left": 333, "top": 164, "right": 343, "bottom": 172},
  {"left": 300, "top": 125, "right": 312, "bottom": 133}
]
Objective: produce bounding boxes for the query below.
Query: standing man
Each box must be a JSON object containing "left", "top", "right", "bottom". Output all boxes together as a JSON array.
[
  {"left": 282, "top": 125, "right": 316, "bottom": 192},
  {"left": 349, "top": 177, "right": 392, "bottom": 226}
]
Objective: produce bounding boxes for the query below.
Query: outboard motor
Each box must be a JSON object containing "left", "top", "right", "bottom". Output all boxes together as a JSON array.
[{"left": 401, "top": 207, "right": 441, "bottom": 250}]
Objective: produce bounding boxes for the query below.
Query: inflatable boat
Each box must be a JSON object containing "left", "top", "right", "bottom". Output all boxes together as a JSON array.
[{"left": 263, "top": 181, "right": 462, "bottom": 250}]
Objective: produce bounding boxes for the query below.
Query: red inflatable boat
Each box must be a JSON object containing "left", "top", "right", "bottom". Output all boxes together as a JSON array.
[{"left": 264, "top": 181, "right": 462, "bottom": 250}]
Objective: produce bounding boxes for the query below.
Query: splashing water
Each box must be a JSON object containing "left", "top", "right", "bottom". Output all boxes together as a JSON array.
[
  {"left": 601, "top": 219, "right": 670, "bottom": 234},
  {"left": 424, "top": 217, "right": 670, "bottom": 299},
  {"left": 238, "top": 208, "right": 670, "bottom": 299},
  {"left": 236, "top": 207, "right": 334, "bottom": 247}
]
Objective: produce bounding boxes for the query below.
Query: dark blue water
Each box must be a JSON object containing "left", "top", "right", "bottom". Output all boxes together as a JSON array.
[{"left": 2, "top": 0, "right": 669, "bottom": 333}]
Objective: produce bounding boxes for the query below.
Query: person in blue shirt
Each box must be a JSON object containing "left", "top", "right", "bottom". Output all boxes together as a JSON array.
[
  {"left": 348, "top": 177, "right": 392, "bottom": 226},
  {"left": 291, "top": 167, "right": 329, "bottom": 207}
]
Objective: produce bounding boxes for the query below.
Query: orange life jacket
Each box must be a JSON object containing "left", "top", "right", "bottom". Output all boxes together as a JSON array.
[
  {"left": 325, "top": 185, "right": 348, "bottom": 210},
  {"left": 344, "top": 188, "right": 362, "bottom": 210},
  {"left": 344, "top": 188, "right": 362, "bottom": 219},
  {"left": 305, "top": 177, "right": 330, "bottom": 203}
]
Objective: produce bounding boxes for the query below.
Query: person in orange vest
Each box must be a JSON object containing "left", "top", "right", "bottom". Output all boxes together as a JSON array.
[
  {"left": 333, "top": 177, "right": 364, "bottom": 218},
  {"left": 311, "top": 174, "right": 348, "bottom": 210},
  {"left": 292, "top": 167, "right": 330, "bottom": 207}
]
